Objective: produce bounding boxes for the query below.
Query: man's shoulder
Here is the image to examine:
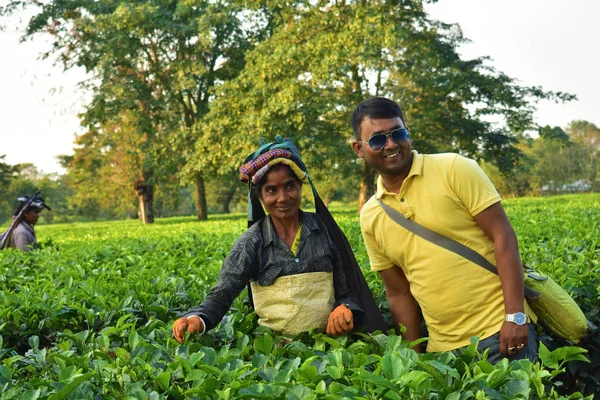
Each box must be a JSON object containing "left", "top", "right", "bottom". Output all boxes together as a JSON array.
[
  {"left": 422, "top": 153, "right": 481, "bottom": 177},
  {"left": 359, "top": 195, "right": 384, "bottom": 224},
  {"left": 362, "top": 194, "right": 379, "bottom": 210},
  {"left": 423, "top": 152, "right": 462, "bottom": 165}
]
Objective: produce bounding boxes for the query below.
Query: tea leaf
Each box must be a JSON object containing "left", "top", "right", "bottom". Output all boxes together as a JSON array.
[{"left": 156, "top": 371, "right": 171, "bottom": 391}]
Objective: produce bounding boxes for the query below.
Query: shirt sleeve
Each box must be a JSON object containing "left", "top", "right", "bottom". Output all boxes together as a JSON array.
[
  {"left": 11, "top": 228, "right": 34, "bottom": 252},
  {"left": 360, "top": 212, "right": 395, "bottom": 272},
  {"left": 450, "top": 155, "right": 501, "bottom": 216},
  {"left": 183, "top": 245, "right": 255, "bottom": 331}
]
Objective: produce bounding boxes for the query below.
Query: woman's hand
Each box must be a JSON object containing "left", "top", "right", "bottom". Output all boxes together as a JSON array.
[
  {"left": 326, "top": 304, "right": 353, "bottom": 336},
  {"left": 173, "top": 316, "right": 204, "bottom": 343}
]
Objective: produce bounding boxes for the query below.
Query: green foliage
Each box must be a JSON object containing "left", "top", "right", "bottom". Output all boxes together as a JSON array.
[
  {"left": 0, "top": 195, "right": 598, "bottom": 397},
  {"left": 1, "top": 0, "right": 584, "bottom": 215},
  {"left": 567, "top": 120, "right": 600, "bottom": 152},
  {"left": 503, "top": 195, "right": 600, "bottom": 395},
  {"left": 194, "top": 0, "right": 574, "bottom": 197},
  {"left": 0, "top": 164, "right": 209, "bottom": 226},
  {"left": 0, "top": 163, "right": 74, "bottom": 226},
  {"left": 539, "top": 126, "right": 570, "bottom": 144},
  {"left": 2, "top": 0, "right": 272, "bottom": 222},
  {"left": 0, "top": 155, "right": 14, "bottom": 190},
  {"left": 479, "top": 120, "right": 599, "bottom": 198}
]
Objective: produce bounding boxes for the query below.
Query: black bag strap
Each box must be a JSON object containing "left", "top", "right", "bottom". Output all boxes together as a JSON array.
[{"left": 377, "top": 199, "right": 540, "bottom": 299}]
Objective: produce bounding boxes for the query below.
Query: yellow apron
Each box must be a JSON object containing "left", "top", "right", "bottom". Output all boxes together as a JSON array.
[{"left": 250, "top": 271, "right": 335, "bottom": 336}]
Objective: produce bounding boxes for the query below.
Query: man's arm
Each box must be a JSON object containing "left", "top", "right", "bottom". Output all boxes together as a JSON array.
[
  {"left": 378, "top": 266, "right": 421, "bottom": 351},
  {"left": 474, "top": 202, "right": 528, "bottom": 356}
]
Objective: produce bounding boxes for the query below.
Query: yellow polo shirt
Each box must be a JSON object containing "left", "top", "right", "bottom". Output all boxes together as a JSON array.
[{"left": 360, "top": 151, "right": 534, "bottom": 352}]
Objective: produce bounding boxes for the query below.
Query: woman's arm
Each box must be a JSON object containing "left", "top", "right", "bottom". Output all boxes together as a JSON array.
[{"left": 182, "top": 248, "right": 255, "bottom": 331}]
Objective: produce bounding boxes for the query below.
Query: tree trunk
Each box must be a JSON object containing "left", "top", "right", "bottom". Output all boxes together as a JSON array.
[
  {"left": 357, "top": 163, "right": 376, "bottom": 213},
  {"left": 223, "top": 184, "right": 237, "bottom": 214},
  {"left": 134, "top": 181, "right": 154, "bottom": 224},
  {"left": 195, "top": 172, "right": 208, "bottom": 220}
]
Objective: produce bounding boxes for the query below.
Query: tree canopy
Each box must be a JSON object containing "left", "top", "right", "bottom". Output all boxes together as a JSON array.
[
  {"left": 189, "top": 0, "right": 574, "bottom": 210},
  {"left": 1, "top": 0, "right": 585, "bottom": 218},
  {"left": 3, "top": 0, "right": 271, "bottom": 222}
]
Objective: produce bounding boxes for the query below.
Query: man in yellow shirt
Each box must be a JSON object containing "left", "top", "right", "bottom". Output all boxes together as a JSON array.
[{"left": 350, "top": 97, "right": 537, "bottom": 362}]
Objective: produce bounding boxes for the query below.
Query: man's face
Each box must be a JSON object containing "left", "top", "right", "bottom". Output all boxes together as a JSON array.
[
  {"left": 24, "top": 208, "right": 41, "bottom": 226},
  {"left": 260, "top": 165, "right": 302, "bottom": 222},
  {"left": 352, "top": 116, "right": 413, "bottom": 176}
]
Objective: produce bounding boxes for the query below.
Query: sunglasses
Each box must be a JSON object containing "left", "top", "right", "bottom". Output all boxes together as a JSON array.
[{"left": 362, "top": 127, "right": 410, "bottom": 151}]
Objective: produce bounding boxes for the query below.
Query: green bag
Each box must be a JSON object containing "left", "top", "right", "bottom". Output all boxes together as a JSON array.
[
  {"left": 524, "top": 268, "right": 587, "bottom": 342},
  {"left": 378, "top": 199, "right": 589, "bottom": 342}
]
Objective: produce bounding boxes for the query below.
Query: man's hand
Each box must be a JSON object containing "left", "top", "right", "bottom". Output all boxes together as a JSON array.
[
  {"left": 499, "top": 321, "right": 528, "bottom": 357},
  {"left": 173, "top": 316, "right": 204, "bottom": 343},
  {"left": 326, "top": 304, "right": 353, "bottom": 336}
]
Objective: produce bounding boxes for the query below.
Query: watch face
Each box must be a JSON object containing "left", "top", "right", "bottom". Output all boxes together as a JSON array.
[{"left": 514, "top": 312, "right": 527, "bottom": 325}]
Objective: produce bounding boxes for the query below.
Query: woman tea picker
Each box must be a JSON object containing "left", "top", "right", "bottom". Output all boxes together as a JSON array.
[
  {"left": 173, "top": 137, "right": 386, "bottom": 342},
  {"left": 0, "top": 193, "right": 51, "bottom": 251}
]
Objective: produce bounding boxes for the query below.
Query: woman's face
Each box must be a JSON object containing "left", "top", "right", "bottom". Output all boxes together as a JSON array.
[
  {"left": 260, "top": 164, "right": 302, "bottom": 221},
  {"left": 23, "top": 208, "right": 41, "bottom": 226}
]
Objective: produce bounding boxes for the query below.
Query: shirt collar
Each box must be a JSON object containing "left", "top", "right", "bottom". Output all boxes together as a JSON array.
[
  {"left": 19, "top": 220, "right": 35, "bottom": 231},
  {"left": 376, "top": 150, "right": 423, "bottom": 199},
  {"left": 261, "top": 210, "right": 321, "bottom": 247}
]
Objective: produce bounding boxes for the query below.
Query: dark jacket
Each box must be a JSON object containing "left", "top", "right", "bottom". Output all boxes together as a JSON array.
[{"left": 183, "top": 211, "right": 362, "bottom": 331}]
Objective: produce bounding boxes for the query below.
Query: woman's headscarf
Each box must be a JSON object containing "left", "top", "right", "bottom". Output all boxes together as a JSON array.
[
  {"left": 239, "top": 136, "right": 388, "bottom": 333},
  {"left": 14, "top": 195, "right": 51, "bottom": 217},
  {"left": 239, "top": 137, "right": 309, "bottom": 225}
]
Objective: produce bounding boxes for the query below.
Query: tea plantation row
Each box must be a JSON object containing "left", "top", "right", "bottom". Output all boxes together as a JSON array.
[{"left": 0, "top": 194, "right": 598, "bottom": 399}]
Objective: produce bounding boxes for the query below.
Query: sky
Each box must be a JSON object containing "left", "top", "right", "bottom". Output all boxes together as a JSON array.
[{"left": 0, "top": 0, "right": 598, "bottom": 175}]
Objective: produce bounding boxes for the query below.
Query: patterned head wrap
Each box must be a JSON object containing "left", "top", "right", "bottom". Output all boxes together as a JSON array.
[
  {"left": 239, "top": 149, "right": 308, "bottom": 185},
  {"left": 240, "top": 136, "right": 315, "bottom": 225}
]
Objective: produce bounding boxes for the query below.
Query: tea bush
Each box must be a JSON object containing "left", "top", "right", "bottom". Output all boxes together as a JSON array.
[{"left": 0, "top": 194, "right": 598, "bottom": 399}]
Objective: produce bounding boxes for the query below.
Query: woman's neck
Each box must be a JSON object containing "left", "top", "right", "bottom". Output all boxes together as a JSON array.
[{"left": 271, "top": 213, "right": 301, "bottom": 249}]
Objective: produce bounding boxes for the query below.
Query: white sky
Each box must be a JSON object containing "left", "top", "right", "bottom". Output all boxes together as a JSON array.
[{"left": 0, "top": 0, "right": 598, "bottom": 175}]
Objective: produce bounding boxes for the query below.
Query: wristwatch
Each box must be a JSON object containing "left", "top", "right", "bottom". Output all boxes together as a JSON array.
[{"left": 505, "top": 312, "right": 527, "bottom": 326}]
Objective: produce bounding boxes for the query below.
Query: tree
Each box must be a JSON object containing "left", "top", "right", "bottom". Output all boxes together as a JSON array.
[
  {"left": 153, "top": 180, "right": 195, "bottom": 218},
  {"left": 0, "top": 155, "right": 17, "bottom": 224},
  {"left": 0, "top": 155, "right": 14, "bottom": 190},
  {"left": 539, "top": 125, "right": 570, "bottom": 143},
  {"left": 566, "top": 120, "right": 600, "bottom": 151},
  {"left": 527, "top": 138, "right": 591, "bottom": 194},
  {"left": 2, "top": 0, "right": 270, "bottom": 221},
  {"left": 566, "top": 120, "right": 600, "bottom": 191},
  {"left": 481, "top": 155, "right": 536, "bottom": 198},
  {"left": 565, "top": 142, "right": 599, "bottom": 192},
  {"left": 63, "top": 109, "right": 161, "bottom": 223},
  {"left": 0, "top": 163, "right": 71, "bottom": 226},
  {"left": 192, "top": 0, "right": 574, "bottom": 212},
  {"left": 520, "top": 123, "right": 599, "bottom": 194}
]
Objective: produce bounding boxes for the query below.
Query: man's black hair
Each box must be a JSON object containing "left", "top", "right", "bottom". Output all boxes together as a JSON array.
[{"left": 350, "top": 97, "right": 406, "bottom": 139}]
